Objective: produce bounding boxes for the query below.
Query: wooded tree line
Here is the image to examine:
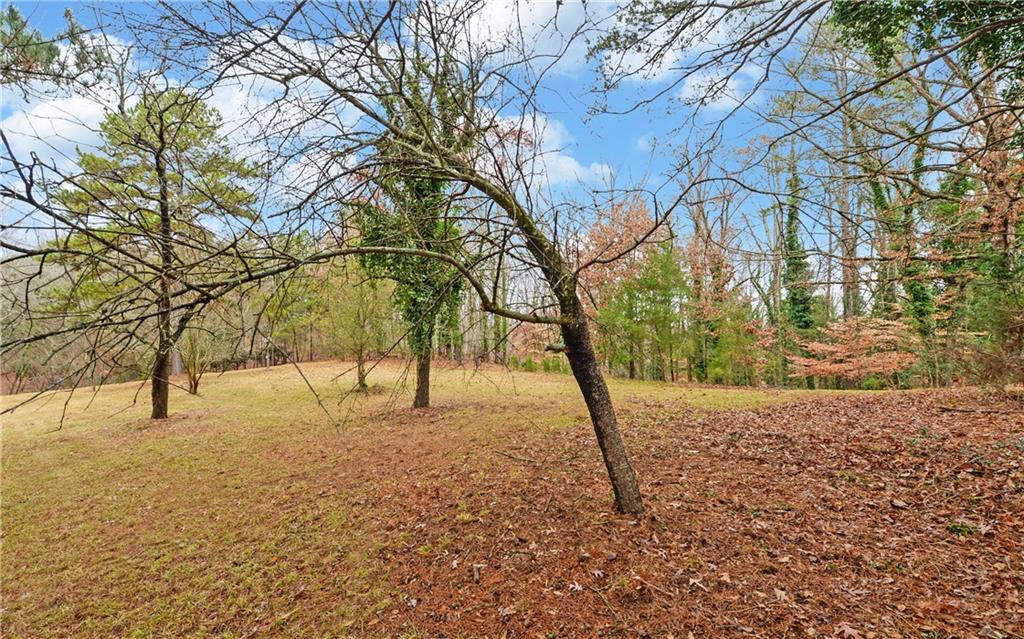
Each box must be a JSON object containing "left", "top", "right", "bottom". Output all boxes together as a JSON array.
[{"left": 2, "top": 1, "right": 1021, "bottom": 515}]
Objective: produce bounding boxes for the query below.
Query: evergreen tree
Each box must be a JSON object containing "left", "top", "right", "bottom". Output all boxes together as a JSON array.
[
  {"left": 52, "top": 90, "right": 256, "bottom": 418},
  {"left": 1, "top": 6, "right": 105, "bottom": 91}
]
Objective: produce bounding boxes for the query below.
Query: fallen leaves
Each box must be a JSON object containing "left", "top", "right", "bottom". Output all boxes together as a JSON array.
[
  {"left": 376, "top": 390, "right": 1022, "bottom": 637},
  {"left": 7, "top": 377, "right": 1021, "bottom": 638}
]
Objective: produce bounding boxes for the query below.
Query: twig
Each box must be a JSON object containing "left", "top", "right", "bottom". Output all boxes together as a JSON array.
[
  {"left": 588, "top": 585, "right": 624, "bottom": 625},
  {"left": 492, "top": 448, "right": 540, "bottom": 464},
  {"left": 460, "top": 602, "right": 494, "bottom": 616},
  {"left": 632, "top": 573, "right": 676, "bottom": 599}
]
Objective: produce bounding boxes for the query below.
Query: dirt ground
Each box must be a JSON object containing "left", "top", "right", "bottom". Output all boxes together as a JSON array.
[{"left": 2, "top": 362, "right": 1021, "bottom": 638}]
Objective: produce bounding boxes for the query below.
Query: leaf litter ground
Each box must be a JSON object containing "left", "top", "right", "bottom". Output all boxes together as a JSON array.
[{"left": 2, "top": 363, "right": 1021, "bottom": 638}]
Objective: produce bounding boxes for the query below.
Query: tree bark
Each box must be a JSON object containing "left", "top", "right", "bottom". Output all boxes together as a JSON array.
[
  {"left": 151, "top": 143, "right": 172, "bottom": 420},
  {"left": 413, "top": 349, "right": 431, "bottom": 408},
  {"left": 480, "top": 310, "right": 490, "bottom": 363},
  {"left": 562, "top": 312, "right": 644, "bottom": 515},
  {"left": 151, "top": 344, "right": 170, "bottom": 418},
  {"left": 150, "top": 274, "right": 171, "bottom": 416},
  {"left": 356, "top": 349, "right": 368, "bottom": 390}
]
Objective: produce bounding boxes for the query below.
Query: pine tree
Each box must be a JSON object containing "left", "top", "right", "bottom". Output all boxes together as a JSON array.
[{"left": 52, "top": 90, "right": 256, "bottom": 418}]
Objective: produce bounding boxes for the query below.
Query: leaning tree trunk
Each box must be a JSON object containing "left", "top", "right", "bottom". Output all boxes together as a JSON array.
[
  {"left": 561, "top": 310, "right": 644, "bottom": 515},
  {"left": 413, "top": 349, "right": 431, "bottom": 408},
  {"left": 466, "top": 178, "right": 645, "bottom": 514}
]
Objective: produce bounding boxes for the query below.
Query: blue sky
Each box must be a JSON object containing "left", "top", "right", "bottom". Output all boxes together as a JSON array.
[
  {"left": 4, "top": 0, "right": 795, "bottom": 271},
  {"left": 10, "top": 2, "right": 901, "bottom": 317},
  {"left": 3, "top": 2, "right": 989, "bottom": 322},
  {"left": 3, "top": 2, "right": 769, "bottom": 200}
]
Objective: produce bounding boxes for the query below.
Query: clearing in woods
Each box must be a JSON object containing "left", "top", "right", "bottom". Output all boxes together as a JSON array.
[{"left": 1, "top": 361, "right": 1021, "bottom": 637}]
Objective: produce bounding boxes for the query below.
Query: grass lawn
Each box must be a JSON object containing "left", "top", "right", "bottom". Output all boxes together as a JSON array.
[{"left": 2, "top": 361, "right": 1021, "bottom": 637}]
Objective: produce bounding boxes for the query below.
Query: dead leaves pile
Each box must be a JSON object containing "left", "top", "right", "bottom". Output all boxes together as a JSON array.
[{"left": 359, "top": 390, "right": 1022, "bottom": 638}]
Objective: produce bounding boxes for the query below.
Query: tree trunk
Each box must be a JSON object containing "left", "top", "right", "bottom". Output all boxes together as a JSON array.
[
  {"left": 562, "top": 313, "right": 643, "bottom": 515},
  {"left": 356, "top": 349, "right": 368, "bottom": 390},
  {"left": 480, "top": 311, "right": 490, "bottom": 363},
  {"left": 150, "top": 252, "right": 172, "bottom": 418},
  {"left": 188, "top": 374, "right": 200, "bottom": 395},
  {"left": 413, "top": 349, "right": 431, "bottom": 408},
  {"left": 492, "top": 279, "right": 507, "bottom": 364},
  {"left": 151, "top": 343, "right": 170, "bottom": 418},
  {"left": 459, "top": 165, "right": 644, "bottom": 514},
  {"left": 151, "top": 144, "right": 172, "bottom": 420}
]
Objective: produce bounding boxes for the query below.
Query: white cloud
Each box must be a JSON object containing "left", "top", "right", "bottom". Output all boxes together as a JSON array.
[
  {"left": 456, "top": 0, "right": 611, "bottom": 74},
  {"left": 0, "top": 93, "right": 108, "bottom": 170},
  {"left": 0, "top": 91, "right": 112, "bottom": 250},
  {"left": 472, "top": 109, "right": 612, "bottom": 191},
  {"left": 676, "top": 66, "right": 762, "bottom": 112},
  {"left": 543, "top": 153, "right": 612, "bottom": 185},
  {"left": 0, "top": 34, "right": 151, "bottom": 173},
  {"left": 1, "top": 39, "right": 144, "bottom": 174},
  {"left": 534, "top": 115, "right": 612, "bottom": 185}
]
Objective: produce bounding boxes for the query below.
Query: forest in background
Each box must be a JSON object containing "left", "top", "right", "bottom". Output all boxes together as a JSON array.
[
  {"left": 5, "top": 7, "right": 1020, "bottom": 395},
  {"left": 2, "top": 2, "right": 1021, "bottom": 430}
]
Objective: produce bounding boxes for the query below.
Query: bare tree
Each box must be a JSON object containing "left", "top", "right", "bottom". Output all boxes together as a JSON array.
[{"left": 2, "top": 1, "right": 661, "bottom": 513}]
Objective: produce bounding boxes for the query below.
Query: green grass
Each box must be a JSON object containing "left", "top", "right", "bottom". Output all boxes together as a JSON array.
[
  {"left": 946, "top": 520, "right": 978, "bottom": 537},
  {"left": 2, "top": 360, "right": 823, "bottom": 637}
]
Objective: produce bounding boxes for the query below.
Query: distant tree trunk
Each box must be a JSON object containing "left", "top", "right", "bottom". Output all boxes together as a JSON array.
[
  {"left": 833, "top": 55, "right": 862, "bottom": 320},
  {"left": 187, "top": 373, "right": 200, "bottom": 395},
  {"left": 694, "top": 332, "right": 709, "bottom": 383},
  {"left": 413, "top": 349, "right": 431, "bottom": 408},
  {"left": 356, "top": 349, "right": 368, "bottom": 390},
  {"left": 562, "top": 312, "right": 643, "bottom": 515},
  {"left": 839, "top": 173, "right": 861, "bottom": 319},
  {"left": 492, "top": 312, "right": 505, "bottom": 364},
  {"left": 480, "top": 310, "right": 490, "bottom": 363},
  {"left": 492, "top": 268, "right": 508, "bottom": 364}
]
